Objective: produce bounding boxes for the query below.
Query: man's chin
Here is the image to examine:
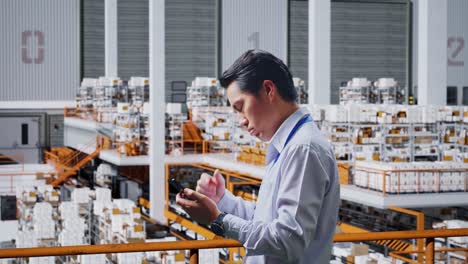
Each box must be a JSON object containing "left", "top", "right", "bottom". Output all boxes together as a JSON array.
[{"left": 257, "top": 133, "right": 269, "bottom": 142}]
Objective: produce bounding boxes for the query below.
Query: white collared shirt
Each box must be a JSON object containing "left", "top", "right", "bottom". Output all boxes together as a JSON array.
[{"left": 217, "top": 107, "right": 340, "bottom": 264}]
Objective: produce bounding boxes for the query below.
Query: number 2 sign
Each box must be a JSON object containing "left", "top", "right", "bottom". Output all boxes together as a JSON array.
[{"left": 448, "top": 36, "right": 465, "bottom": 67}]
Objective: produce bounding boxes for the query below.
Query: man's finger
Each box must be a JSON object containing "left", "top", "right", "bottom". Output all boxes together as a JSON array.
[
  {"left": 183, "top": 188, "right": 206, "bottom": 201},
  {"left": 196, "top": 185, "right": 211, "bottom": 194},
  {"left": 213, "top": 169, "right": 223, "bottom": 183},
  {"left": 200, "top": 174, "right": 216, "bottom": 186},
  {"left": 176, "top": 194, "right": 198, "bottom": 208},
  {"left": 200, "top": 173, "right": 212, "bottom": 181}
]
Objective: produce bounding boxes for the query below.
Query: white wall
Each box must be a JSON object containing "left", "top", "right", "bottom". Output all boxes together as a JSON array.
[
  {"left": 447, "top": 0, "right": 468, "bottom": 91},
  {"left": 0, "top": 0, "right": 79, "bottom": 102},
  {"left": 0, "top": 220, "right": 18, "bottom": 242},
  {"left": 221, "top": 0, "right": 288, "bottom": 71},
  {"left": 0, "top": 117, "right": 40, "bottom": 163},
  {"left": 413, "top": 0, "right": 468, "bottom": 103}
]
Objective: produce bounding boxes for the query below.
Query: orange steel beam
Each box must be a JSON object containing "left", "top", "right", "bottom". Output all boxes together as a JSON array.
[
  {"left": 168, "top": 162, "right": 260, "bottom": 183},
  {"left": 0, "top": 239, "right": 242, "bottom": 259},
  {"left": 170, "top": 230, "right": 187, "bottom": 241},
  {"left": 139, "top": 197, "right": 150, "bottom": 209},
  {"left": 338, "top": 223, "right": 413, "bottom": 254},
  {"left": 1, "top": 229, "right": 468, "bottom": 259},
  {"left": 164, "top": 209, "right": 216, "bottom": 240},
  {"left": 332, "top": 228, "right": 468, "bottom": 242},
  {"left": 51, "top": 148, "right": 100, "bottom": 187},
  {"left": 54, "top": 163, "right": 75, "bottom": 172},
  {"left": 190, "top": 163, "right": 262, "bottom": 183},
  {"left": 59, "top": 141, "right": 94, "bottom": 166},
  {"left": 339, "top": 223, "right": 369, "bottom": 233},
  {"left": 388, "top": 252, "right": 418, "bottom": 264},
  {"left": 392, "top": 247, "right": 468, "bottom": 255},
  {"left": 232, "top": 190, "right": 258, "bottom": 202},
  {"left": 165, "top": 163, "right": 170, "bottom": 225},
  {"left": 230, "top": 181, "right": 258, "bottom": 186},
  {"left": 141, "top": 214, "right": 156, "bottom": 224},
  {"left": 43, "top": 151, "right": 59, "bottom": 162},
  {"left": 389, "top": 206, "right": 425, "bottom": 263}
]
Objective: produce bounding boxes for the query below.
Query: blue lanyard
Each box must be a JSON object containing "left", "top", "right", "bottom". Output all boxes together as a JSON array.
[{"left": 273, "top": 114, "right": 313, "bottom": 164}]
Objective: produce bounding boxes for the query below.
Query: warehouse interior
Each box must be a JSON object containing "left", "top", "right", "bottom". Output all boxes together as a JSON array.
[{"left": 0, "top": 0, "right": 467, "bottom": 263}]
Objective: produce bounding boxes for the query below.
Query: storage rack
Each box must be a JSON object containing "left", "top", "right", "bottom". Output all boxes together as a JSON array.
[
  {"left": 374, "top": 78, "right": 405, "bottom": 104},
  {"left": 139, "top": 103, "right": 150, "bottom": 156},
  {"left": 354, "top": 161, "right": 468, "bottom": 195},
  {"left": 293, "top": 77, "right": 308, "bottom": 104},
  {"left": 317, "top": 105, "right": 468, "bottom": 166},
  {"left": 166, "top": 104, "right": 187, "bottom": 156},
  {"left": 322, "top": 121, "right": 353, "bottom": 163},
  {"left": 412, "top": 123, "right": 440, "bottom": 162},
  {"left": 381, "top": 123, "right": 411, "bottom": 163},
  {"left": 339, "top": 77, "right": 405, "bottom": 105},
  {"left": 128, "top": 77, "right": 149, "bottom": 112},
  {"left": 76, "top": 78, "right": 97, "bottom": 120},
  {"left": 438, "top": 106, "right": 462, "bottom": 162},
  {"left": 339, "top": 78, "right": 376, "bottom": 105},
  {"left": 351, "top": 123, "right": 381, "bottom": 162},
  {"left": 186, "top": 77, "right": 227, "bottom": 108},
  {"left": 113, "top": 103, "right": 142, "bottom": 156},
  {"left": 94, "top": 77, "right": 124, "bottom": 124},
  {"left": 192, "top": 107, "right": 234, "bottom": 153}
]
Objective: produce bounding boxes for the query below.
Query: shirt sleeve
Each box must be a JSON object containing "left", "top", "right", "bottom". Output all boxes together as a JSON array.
[
  {"left": 222, "top": 145, "right": 333, "bottom": 262},
  {"left": 217, "top": 189, "right": 256, "bottom": 220}
]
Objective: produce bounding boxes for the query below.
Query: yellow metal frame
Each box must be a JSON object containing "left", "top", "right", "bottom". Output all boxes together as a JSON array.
[
  {"left": 1, "top": 229, "right": 467, "bottom": 264},
  {"left": 388, "top": 206, "right": 425, "bottom": 263}
]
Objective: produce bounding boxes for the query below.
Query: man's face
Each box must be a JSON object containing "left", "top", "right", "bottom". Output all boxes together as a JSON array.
[{"left": 226, "top": 81, "right": 274, "bottom": 141}]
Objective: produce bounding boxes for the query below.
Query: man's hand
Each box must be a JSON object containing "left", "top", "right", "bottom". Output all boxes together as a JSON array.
[
  {"left": 176, "top": 188, "right": 221, "bottom": 225},
  {"left": 196, "top": 169, "right": 225, "bottom": 203}
]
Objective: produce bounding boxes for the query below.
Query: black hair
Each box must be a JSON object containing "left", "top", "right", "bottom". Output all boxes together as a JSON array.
[{"left": 219, "top": 49, "right": 297, "bottom": 102}]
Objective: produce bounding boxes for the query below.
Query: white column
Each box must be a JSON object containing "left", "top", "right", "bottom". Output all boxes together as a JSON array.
[
  {"left": 308, "top": 0, "right": 331, "bottom": 105},
  {"left": 149, "top": 0, "right": 166, "bottom": 223},
  {"left": 105, "top": 0, "right": 118, "bottom": 77},
  {"left": 417, "top": 0, "right": 447, "bottom": 105}
]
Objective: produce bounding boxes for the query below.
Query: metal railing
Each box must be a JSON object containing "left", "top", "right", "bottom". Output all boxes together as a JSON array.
[{"left": 0, "top": 228, "right": 467, "bottom": 263}]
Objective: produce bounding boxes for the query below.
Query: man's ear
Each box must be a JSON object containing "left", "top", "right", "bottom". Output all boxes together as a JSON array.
[{"left": 263, "top": 80, "right": 276, "bottom": 102}]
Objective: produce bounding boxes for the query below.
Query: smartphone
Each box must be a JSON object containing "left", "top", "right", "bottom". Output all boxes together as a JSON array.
[
  {"left": 169, "top": 178, "right": 194, "bottom": 201},
  {"left": 169, "top": 178, "right": 184, "bottom": 194}
]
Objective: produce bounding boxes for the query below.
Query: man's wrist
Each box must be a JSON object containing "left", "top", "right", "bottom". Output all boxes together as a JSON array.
[
  {"left": 210, "top": 212, "right": 227, "bottom": 236},
  {"left": 211, "top": 209, "right": 222, "bottom": 223}
]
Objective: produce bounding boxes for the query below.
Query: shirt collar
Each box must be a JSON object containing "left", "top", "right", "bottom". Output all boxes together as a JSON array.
[{"left": 266, "top": 106, "right": 310, "bottom": 163}]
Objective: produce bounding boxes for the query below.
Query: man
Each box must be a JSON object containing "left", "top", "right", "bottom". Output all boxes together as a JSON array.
[{"left": 176, "top": 49, "right": 340, "bottom": 263}]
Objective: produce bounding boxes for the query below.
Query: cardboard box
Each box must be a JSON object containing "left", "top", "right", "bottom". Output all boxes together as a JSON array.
[{"left": 351, "top": 243, "right": 369, "bottom": 256}]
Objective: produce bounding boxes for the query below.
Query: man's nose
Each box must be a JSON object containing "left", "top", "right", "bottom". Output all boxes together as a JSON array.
[{"left": 239, "top": 117, "right": 248, "bottom": 128}]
